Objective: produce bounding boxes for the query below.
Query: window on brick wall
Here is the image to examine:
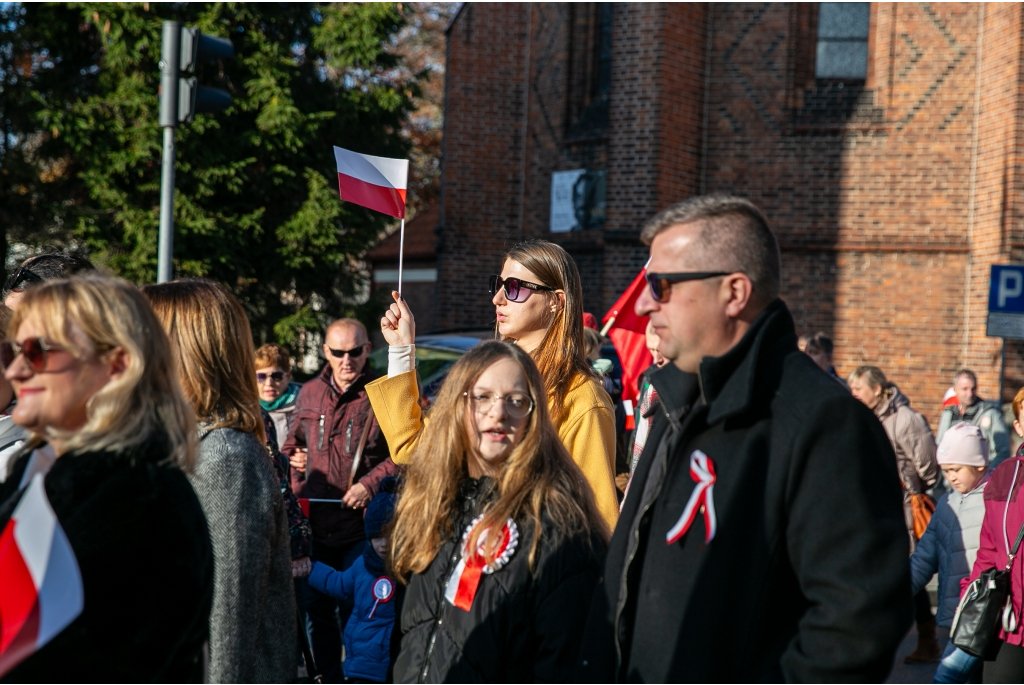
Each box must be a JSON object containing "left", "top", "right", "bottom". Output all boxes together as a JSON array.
[
  {"left": 566, "top": 3, "right": 612, "bottom": 141},
  {"left": 815, "top": 3, "right": 869, "bottom": 79}
]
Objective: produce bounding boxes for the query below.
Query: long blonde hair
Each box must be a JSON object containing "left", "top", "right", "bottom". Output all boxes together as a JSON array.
[
  {"left": 8, "top": 275, "right": 197, "bottom": 470},
  {"left": 389, "top": 341, "right": 606, "bottom": 580},
  {"left": 142, "top": 279, "right": 265, "bottom": 442},
  {"left": 501, "top": 241, "right": 594, "bottom": 424}
]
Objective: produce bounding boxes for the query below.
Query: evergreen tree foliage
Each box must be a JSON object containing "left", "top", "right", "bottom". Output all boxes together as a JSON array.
[{"left": 0, "top": 2, "right": 419, "bottom": 352}]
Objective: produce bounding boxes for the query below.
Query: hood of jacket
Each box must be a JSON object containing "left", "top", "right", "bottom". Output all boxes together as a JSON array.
[{"left": 875, "top": 385, "right": 910, "bottom": 421}]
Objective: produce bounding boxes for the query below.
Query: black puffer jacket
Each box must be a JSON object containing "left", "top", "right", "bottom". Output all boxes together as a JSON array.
[{"left": 394, "top": 476, "right": 604, "bottom": 683}]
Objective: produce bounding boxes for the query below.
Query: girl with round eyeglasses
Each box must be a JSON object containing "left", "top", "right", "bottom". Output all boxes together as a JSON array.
[{"left": 388, "top": 340, "right": 605, "bottom": 682}]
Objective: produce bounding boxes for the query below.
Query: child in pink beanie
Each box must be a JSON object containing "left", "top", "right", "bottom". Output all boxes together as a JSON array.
[{"left": 911, "top": 423, "right": 989, "bottom": 682}]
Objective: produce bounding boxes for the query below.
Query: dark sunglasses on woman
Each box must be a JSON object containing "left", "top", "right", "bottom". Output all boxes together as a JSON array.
[
  {"left": 3, "top": 267, "right": 43, "bottom": 295},
  {"left": 0, "top": 337, "right": 65, "bottom": 373},
  {"left": 256, "top": 371, "right": 287, "bottom": 383},
  {"left": 488, "top": 275, "right": 554, "bottom": 303}
]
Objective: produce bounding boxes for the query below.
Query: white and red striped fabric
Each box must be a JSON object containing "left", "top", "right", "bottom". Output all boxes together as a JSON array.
[
  {"left": 0, "top": 474, "right": 83, "bottom": 677},
  {"left": 333, "top": 147, "right": 409, "bottom": 218},
  {"left": 665, "top": 450, "right": 718, "bottom": 546}
]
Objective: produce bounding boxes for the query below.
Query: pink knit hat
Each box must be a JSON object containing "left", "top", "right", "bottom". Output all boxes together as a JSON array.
[{"left": 936, "top": 423, "right": 989, "bottom": 467}]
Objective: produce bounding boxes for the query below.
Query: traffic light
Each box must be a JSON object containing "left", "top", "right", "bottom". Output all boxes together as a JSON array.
[
  {"left": 178, "top": 27, "right": 234, "bottom": 123},
  {"left": 158, "top": 21, "right": 234, "bottom": 127},
  {"left": 157, "top": 21, "right": 234, "bottom": 283}
]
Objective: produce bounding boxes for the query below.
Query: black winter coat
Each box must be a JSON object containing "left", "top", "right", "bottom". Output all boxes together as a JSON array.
[
  {"left": 0, "top": 433, "right": 213, "bottom": 682},
  {"left": 577, "top": 300, "right": 913, "bottom": 682},
  {"left": 394, "top": 477, "right": 605, "bottom": 683}
]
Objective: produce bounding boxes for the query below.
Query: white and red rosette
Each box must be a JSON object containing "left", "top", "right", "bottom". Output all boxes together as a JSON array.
[{"left": 444, "top": 514, "right": 519, "bottom": 611}]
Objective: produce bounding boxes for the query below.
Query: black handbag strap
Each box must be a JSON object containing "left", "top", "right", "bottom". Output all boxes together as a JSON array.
[{"left": 1005, "top": 521, "right": 1024, "bottom": 571}]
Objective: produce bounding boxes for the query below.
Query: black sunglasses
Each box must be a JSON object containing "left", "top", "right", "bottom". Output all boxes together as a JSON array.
[
  {"left": 488, "top": 275, "right": 554, "bottom": 303},
  {"left": 0, "top": 337, "right": 66, "bottom": 373},
  {"left": 256, "top": 371, "right": 287, "bottom": 383},
  {"left": 645, "top": 271, "right": 732, "bottom": 302},
  {"left": 329, "top": 346, "right": 366, "bottom": 359},
  {"left": 3, "top": 267, "right": 43, "bottom": 295}
]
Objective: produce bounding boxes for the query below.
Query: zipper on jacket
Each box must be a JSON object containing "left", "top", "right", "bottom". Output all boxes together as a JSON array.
[
  {"left": 345, "top": 419, "right": 353, "bottom": 453},
  {"left": 420, "top": 489, "right": 481, "bottom": 683},
  {"left": 317, "top": 414, "right": 325, "bottom": 450},
  {"left": 419, "top": 545, "right": 461, "bottom": 683}
]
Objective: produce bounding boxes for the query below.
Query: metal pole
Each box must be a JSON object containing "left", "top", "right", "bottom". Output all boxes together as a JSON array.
[
  {"left": 158, "top": 126, "right": 176, "bottom": 283},
  {"left": 157, "top": 20, "right": 181, "bottom": 284},
  {"left": 1000, "top": 337, "right": 1007, "bottom": 406}
]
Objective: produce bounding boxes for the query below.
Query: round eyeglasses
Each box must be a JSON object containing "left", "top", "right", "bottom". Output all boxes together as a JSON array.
[{"left": 463, "top": 391, "right": 535, "bottom": 419}]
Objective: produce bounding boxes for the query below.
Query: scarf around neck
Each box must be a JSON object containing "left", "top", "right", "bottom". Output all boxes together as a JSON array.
[{"left": 260, "top": 382, "right": 300, "bottom": 412}]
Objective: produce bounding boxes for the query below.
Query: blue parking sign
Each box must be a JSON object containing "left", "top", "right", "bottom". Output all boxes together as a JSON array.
[{"left": 988, "top": 265, "right": 1024, "bottom": 338}]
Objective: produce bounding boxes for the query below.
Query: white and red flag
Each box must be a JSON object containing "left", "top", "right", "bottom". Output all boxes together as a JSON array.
[
  {"left": 0, "top": 474, "right": 83, "bottom": 677},
  {"left": 333, "top": 147, "right": 409, "bottom": 219}
]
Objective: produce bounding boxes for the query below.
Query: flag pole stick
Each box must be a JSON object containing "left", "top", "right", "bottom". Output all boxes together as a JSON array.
[
  {"left": 600, "top": 316, "right": 616, "bottom": 337},
  {"left": 397, "top": 218, "right": 405, "bottom": 296}
]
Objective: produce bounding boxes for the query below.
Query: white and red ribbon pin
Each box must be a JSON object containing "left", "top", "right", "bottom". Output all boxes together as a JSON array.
[
  {"left": 444, "top": 515, "right": 519, "bottom": 611},
  {"left": 368, "top": 576, "right": 394, "bottom": 619},
  {"left": 665, "top": 450, "right": 717, "bottom": 545}
]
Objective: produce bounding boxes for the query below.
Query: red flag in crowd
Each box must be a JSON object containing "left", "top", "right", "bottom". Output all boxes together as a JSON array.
[
  {"left": 0, "top": 474, "right": 84, "bottom": 677},
  {"left": 601, "top": 266, "right": 653, "bottom": 405}
]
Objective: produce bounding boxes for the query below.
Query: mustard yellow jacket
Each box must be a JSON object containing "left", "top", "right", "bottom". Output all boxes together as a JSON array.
[{"left": 365, "top": 370, "right": 619, "bottom": 529}]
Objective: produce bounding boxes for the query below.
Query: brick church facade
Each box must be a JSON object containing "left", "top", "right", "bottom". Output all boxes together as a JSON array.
[{"left": 431, "top": 2, "right": 1024, "bottom": 424}]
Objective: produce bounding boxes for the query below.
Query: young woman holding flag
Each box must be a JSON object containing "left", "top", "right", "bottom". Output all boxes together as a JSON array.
[
  {"left": 368, "top": 240, "right": 619, "bottom": 528},
  {"left": 387, "top": 341, "right": 605, "bottom": 681}
]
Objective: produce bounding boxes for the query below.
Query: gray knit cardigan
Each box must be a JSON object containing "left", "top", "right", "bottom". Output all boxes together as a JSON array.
[{"left": 190, "top": 426, "right": 295, "bottom": 683}]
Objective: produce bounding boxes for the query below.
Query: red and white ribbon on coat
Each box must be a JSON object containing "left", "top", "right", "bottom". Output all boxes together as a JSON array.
[
  {"left": 665, "top": 450, "right": 717, "bottom": 545},
  {"left": 444, "top": 515, "right": 518, "bottom": 611}
]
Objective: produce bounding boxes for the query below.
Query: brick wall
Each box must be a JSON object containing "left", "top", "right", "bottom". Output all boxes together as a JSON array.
[{"left": 439, "top": 2, "right": 1024, "bottom": 425}]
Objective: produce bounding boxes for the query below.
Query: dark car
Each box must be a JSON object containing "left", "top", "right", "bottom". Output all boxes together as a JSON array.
[{"left": 368, "top": 332, "right": 492, "bottom": 403}]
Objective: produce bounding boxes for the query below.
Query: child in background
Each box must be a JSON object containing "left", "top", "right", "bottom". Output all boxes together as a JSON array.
[
  {"left": 910, "top": 423, "right": 990, "bottom": 683},
  {"left": 307, "top": 477, "right": 400, "bottom": 684}
]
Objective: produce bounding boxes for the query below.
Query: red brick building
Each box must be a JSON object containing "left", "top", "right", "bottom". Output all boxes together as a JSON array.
[{"left": 434, "top": 2, "right": 1024, "bottom": 424}]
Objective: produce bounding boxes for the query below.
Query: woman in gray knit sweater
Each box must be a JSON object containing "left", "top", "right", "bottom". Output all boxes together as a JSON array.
[{"left": 145, "top": 279, "right": 294, "bottom": 684}]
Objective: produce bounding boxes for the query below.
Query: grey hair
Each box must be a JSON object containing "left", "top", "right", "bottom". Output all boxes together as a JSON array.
[
  {"left": 640, "top": 195, "right": 781, "bottom": 307},
  {"left": 954, "top": 369, "right": 978, "bottom": 387},
  {"left": 848, "top": 365, "right": 890, "bottom": 392}
]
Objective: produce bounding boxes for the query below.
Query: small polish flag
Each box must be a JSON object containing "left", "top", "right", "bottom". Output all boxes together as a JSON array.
[
  {"left": 0, "top": 474, "right": 84, "bottom": 677},
  {"left": 333, "top": 147, "right": 409, "bottom": 219}
]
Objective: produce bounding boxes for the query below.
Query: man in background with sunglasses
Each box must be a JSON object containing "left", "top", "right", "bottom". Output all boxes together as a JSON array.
[
  {"left": 578, "top": 195, "right": 911, "bottom": 682},
  {"left": 281, "top": 317, "right": 397, "bottom": 681}
]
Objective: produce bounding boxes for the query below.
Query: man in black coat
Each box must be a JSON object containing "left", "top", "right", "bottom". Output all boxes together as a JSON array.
[{"left": 577, "top": 196, "right": 912, "bottom": 682}]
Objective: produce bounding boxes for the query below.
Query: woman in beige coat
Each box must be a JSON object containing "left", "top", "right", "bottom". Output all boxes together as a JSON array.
[{"left": 849, "top": 365, "right": 940, "bottom": 665}]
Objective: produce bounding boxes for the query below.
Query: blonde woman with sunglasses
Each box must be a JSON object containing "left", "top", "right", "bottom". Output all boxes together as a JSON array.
[
  {"left": 0, "top": 276, "right": 211, "bottom": 680},
  {"left": 369, "top": 240, "right": 619, "bottom": 528}
]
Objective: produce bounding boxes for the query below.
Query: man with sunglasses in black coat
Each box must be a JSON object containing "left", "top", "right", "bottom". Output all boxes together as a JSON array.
[
  {"left": 282, "top": 317, "right": 398, "bottom": 682},
  {"left": 576, "top": 196, "right": 912, "bottom": 682}
]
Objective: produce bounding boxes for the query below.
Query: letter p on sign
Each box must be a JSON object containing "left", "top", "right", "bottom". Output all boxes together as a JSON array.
[{"left": 1001, "top": 270, "right": 1023, "bottom": 308}]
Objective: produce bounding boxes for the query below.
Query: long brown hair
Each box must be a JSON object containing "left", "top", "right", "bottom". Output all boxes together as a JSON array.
[
  {"left": 501, "top": 240, "right": 593, "bottom": 424},
  {"left": 142, "top": 279, "right": 265, "bottom": 442},
  {"left": 9, "top": 275, "right": 197, "bottom": 469},
  {"left": 389, "top": 341, "right": 606, "bottom": 580}
]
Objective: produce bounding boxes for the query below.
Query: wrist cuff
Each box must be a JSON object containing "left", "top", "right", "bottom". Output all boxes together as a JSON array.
[{"left": 388, "top": 344, "right": 416, "bottom": 377}]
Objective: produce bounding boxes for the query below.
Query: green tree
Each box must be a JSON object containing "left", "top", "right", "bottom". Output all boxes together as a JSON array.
[{"left": 0, "top": 2, "right": 419, "bottom": 357}]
